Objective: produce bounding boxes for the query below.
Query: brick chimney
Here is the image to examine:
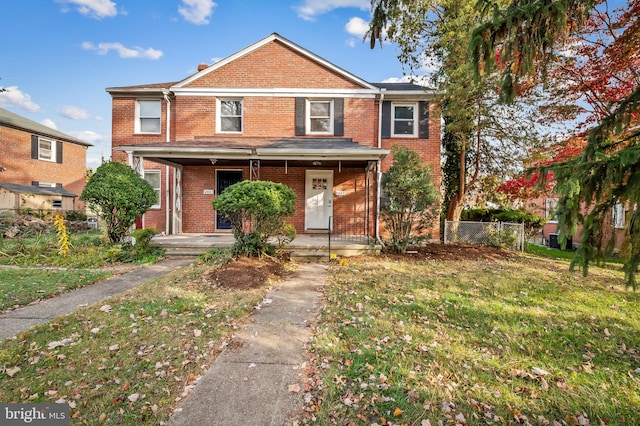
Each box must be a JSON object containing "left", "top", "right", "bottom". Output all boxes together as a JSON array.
[{"left": 197, "top": 63, "right": 208, "bottom": 71}]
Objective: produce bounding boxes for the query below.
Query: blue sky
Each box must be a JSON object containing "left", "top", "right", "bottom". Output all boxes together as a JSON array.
[{"left": 0, "top": 0, "right": 415, "bottom": 169}]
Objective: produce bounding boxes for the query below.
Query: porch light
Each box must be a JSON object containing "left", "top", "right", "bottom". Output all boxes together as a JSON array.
[
  {"left": 210, "top": 159, "right": 217, "bottom": 165},
  {"left": 312, "top": 161, "right": 322, "bottom": 166}
]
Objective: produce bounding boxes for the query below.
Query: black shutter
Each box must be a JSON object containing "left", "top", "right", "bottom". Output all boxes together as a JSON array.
[
  {"left": 56, "top": 141, "right": 63, "bottom": 163},
  {"left": 56, "top": 183, "right": 63, "bottom": 188},
  {"left": 333, "top": 98, "right": 344, "bottom": 136},
  {"left": 31, "top": 135, "right": 38, "bottom": 159},
  {"left": 381, "top": 101, "right": 391, "bottom": 139},
  {"left": 418, "top": 101, "right": 429, "bottom": 139},
  {"left": 32, "top": 181, "right": 39, "bottom": 186},
  {"left": 295, "top": 98, "right": 305, "bottom": 136}
]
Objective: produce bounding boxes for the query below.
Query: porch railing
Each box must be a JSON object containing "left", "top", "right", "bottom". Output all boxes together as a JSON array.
[{"left": 328, "top": 215, "right": 372, "bottom": 258}]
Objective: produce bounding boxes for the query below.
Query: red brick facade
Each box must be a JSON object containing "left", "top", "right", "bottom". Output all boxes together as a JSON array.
[
  {"left": 108, "top": 34, "right": 441, "bottom": 238},
  {"left": 0, "top": 111, "right": 90, "bottom": 211}
]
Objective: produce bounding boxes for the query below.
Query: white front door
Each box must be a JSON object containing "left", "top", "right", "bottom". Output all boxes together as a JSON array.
[{"left": 305, "top": 170, "right": 333, "bottom": 230}]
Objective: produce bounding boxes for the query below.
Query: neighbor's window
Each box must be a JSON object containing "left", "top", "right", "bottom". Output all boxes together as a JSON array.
[
  {"left": 136, "top": 99, "right": 161, "bottom": 134},
  {"left": 546, "top": 198, "right": 559, "bottom": 222},
  {"left": 38, "top": 137, "right": 55, "bottom": 161},
  {"left": 307, "top": 100, "right": 333, "bottom": 134},
  {"left": 144, "top": 170, "right": 161, "bottom": 209},
  {"left": 392, "top": 103, "right": 418, "bottom": 137},
  {"left": 613, "top": 203, "right": 626, "bottom": 229},
  {"left": 51, "top": 199, "right": 63, "bottom": 208},
  {"left": 217, "top": 99, "right": 243, "bottom": 133}
]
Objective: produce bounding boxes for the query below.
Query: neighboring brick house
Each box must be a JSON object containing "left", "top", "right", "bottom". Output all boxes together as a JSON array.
[
  {"left": 0, "top": 107, "right": 91, "bottom": 212},
  {"left": 107, "top": 33, "right": 440, "bottom": 239}
]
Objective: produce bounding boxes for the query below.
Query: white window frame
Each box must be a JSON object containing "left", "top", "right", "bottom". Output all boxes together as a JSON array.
[
  {"left": 216, "top": 98, "right": 243, "bottom": 134},
  {"left": 391, "top": 103, "right": 418, "bottom": 137},
  {"left": 546, "top": 198, "right": 559, "bottom": 223},
  {"left": 144, "top": 170, "right": 161, "bottom": 209},
  {"left": 135, "top": 99, "right": 161, "bottom": 134},
  {"left": 613, "top": 203, "right": 626, "bottom": 229},
  {"left": 38, "top": 137, "right": 56, "bottom": 162},
  {"left": 38, "top": 182, "right": 57, "bottom": 188},
  {"left": 306, "top": 99, "right": 334, "bottom": 135}
]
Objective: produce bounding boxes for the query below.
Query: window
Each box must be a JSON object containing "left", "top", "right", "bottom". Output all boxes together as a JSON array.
[
  {"left": 136, "top": 100, "right": 161, "bottom": 133},
  {"left": 37, "top": 182, "right": 57, "bottom": 188},
  {"left": 144, "top": 170, "right": 161, "bottom": 209},
  {"left": 51, "top": 199, "right": 63, "bottom": 208},
  {"left": 307, "top": 100, "right": 333, "bottom": 134},
  {"left": 217, "top": 99, "right": 243, "bottom": 133},
  {"left": 38, "top": 138, "right": 56, "bottom": 161},
  {"left": 613, "top": 203, "right": 626, "bottom": 229},
  {"left": 392, "top": 103, "right": 418, "bottom": 137},
  {"left": 546, "top": 198, "right": 559, "bottom": 222}
]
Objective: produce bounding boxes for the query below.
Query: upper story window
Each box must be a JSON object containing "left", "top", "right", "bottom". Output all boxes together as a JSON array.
[
  {"left": 38, "top": 137, "right": 56, "bottom": 161},
  {"left": 136, "top": 99, "right": 161, "bottom": 134},
  {"left": 392, "top": 103, "right": 418, "bottom": 137},
  {"left": 144, "top": 170, "right": 161, "bottom": 209},
  {"left": 307, "top": 100, "right": 334, "bottom": 134},
  {"left": 217, "top": 99, "right": 243, "bottom": 133}
]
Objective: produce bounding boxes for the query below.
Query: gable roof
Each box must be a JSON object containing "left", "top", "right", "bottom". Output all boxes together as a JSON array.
[
  {"left": 0, "top": 182, "right": 77, "bottom": 197},
  {"left": 173, "top": 33, "right": 379, "bottom": 91},
  {"left": 0, "top": 107, "right": 91, "bottom": 147}
]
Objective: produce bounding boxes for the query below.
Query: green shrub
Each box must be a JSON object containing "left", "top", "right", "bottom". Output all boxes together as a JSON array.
[
  {"left": 65, "top": 210, "right": 88, "bottom": 221},
  {"left": 212, "top": 180, "right": 296, "bottom": 257},
  {"left": 487, "top": 228, "right": 518, "bottom": 249}
]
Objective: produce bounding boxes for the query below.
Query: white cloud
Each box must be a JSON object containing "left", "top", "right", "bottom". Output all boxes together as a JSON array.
[
  {"left": 345, "top": 16, "right": 369, "bottom": 37},
  {"left": 70, "top": 130, "right": 103, "bottom": 144},
  {"left": 179, "top": 0, "right": 216, "bottom": 25},
  {"left": 61, "top": 105, "right": 92, "bottom": 120},
  {"left": 82, "top": 42, "right": 163, "bottom": 60},
  {"left": 41, "top": 119, "right": 58, "bottom": 130},
  {"left": 56, "top": 0, "right": 117, "bottom": 19},
  {"left": 294, "top": 0, "right": 369, "bottom": 21},
  {"left": 0, "top": 86, "right": 41, "bottom": 112},
  {"left": 382, "top": 75, "right": 431, "bottom": 86}
]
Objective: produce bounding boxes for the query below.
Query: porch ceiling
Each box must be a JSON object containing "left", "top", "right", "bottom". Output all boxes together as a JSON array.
[{"left": 115, "top": 138, "right": 389, "bottom": 167}]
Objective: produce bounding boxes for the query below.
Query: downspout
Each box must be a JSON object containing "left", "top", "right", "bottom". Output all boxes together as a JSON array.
[
  {"left": 163, "top": 90, "right": 171, "bottom": 235},
  {"left": 375, "top": 88, "right": 386, "bottom": 241}
]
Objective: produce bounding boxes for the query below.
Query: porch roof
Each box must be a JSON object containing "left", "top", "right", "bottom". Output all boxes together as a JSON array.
[
  {"left": 0, "top": 182, "right": 77, "bottom": 197},
  {"left": 115, "top": 138, "right": 389, "bottom": 167}
]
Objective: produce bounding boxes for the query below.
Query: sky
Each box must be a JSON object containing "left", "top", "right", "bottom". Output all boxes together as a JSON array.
[{"left": 0, "top": 0, "right": 419, "bottom": 169}]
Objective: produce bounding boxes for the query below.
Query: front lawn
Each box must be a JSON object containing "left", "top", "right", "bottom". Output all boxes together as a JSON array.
[
  {"left": 302, "top": 253, "right": 640, "bottom": 425},
  {"left": 0, "top": 268, "right": 112, "bottom": 312},
  {"left": 0, "top": 250, "right": 276, "bottom": 425}
]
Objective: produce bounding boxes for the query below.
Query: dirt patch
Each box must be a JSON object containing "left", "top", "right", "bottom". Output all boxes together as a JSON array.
[
  {"left": 206, "top": 256, "right": 288, "bottom": 290},
  {"left": 381, "top": 243, "right": 514, "bottom": 262}
]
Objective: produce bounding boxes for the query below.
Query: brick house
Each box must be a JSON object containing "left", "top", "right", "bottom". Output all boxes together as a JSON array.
[
  {"left": 0, "top": 107, "right": 91, "bottom": 212},
  {"left": 107, "top": 33, "right": 440, "bottom": 239}
]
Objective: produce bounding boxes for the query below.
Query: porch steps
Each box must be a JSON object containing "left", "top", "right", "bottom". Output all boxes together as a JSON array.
[{"left": 150, "top": 234, "right": 380, "bottom": 261}]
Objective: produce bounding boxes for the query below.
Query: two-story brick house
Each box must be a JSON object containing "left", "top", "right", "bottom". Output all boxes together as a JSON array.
[
  {"left": 0, "top": 107, "right": 91, "bottom": 212},
  {"left": 107, "top": 33, "right": 440, "bottom": 239}
]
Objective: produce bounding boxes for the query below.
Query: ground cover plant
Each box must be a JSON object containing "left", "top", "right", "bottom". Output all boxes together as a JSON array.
[
  {"left": 301, "top": 248, "right": 640, "bottom": 425},
  {"left": 0, "top": 249, "right": 287, "bottom": 425}
]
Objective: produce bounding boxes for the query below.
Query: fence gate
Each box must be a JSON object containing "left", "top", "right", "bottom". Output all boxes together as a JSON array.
[{"left": 444, "top": 221, "right": 525, "bottom": 251}]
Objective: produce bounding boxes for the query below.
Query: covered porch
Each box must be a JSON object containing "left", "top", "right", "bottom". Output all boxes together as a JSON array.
[
  {"left": 117, "top": 138, "right": 389, "bottom": 239},
  {"left": 150, "top": 232, "right": 381, "bottom": 261}
]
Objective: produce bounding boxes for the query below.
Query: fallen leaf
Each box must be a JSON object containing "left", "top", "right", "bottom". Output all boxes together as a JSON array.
[
  {"left": 128, "top": 393, "right": 139, "bottom": 403},
  {"left": 421, "top": 420, "right": 432, "bottom": 426},
  {"left": 193, "top": 329, "right": 202, "bottom": 337},
  {"left": 99, "top": 305, "right": 112, "bottom": 313},
  {"left": 6, "top": 366, "right": 21, "bottom": 377},
  {"left": 288, "top": 384, "right": 301, "bottom": 393},
  {"left": 532, "top": 367, "right": 550, "bottom": 376},
  {"left": 109, "top": 344, "right": 120, "bottom": 351},
  {"left": 99, "top": 413, "right": 107, "bottom": 423},
  {"left": 394, "top": 407, "right": 404, "bottom": 417}
]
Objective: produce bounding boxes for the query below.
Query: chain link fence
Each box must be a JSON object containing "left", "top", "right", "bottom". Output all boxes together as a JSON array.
[{"left": 444, "top": 221, "right": 525, "bottom": 251}]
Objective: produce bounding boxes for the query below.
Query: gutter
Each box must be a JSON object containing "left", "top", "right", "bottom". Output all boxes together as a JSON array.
[
  {"left": 376, "top": 88, "right": 386, "bottom": 241},
  {"left": 163, "top": 90, "right": 171, "bottom": 235}
]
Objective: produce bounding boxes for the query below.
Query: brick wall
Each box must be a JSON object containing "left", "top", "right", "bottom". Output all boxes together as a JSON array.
[{"left": 0, "top": 125, "right": 88, "bottom": 208}]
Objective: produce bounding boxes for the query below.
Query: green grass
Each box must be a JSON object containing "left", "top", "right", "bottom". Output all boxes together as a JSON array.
[
  {"left": 0, "top": 268, "right": 112, "bottom": 312},
  {"left": 302, "top": 253, "right": 640, "bottom": 425},
  {"left": 0, "top": 250, "right": 272, "bottom": 425}
]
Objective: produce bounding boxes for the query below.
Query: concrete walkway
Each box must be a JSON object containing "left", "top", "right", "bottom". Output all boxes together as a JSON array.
[
  {"left": 0, "top": 258, "right": 193, "bottom": 341},
  {"left": 168, "top": 262, "right": 326, "bottom": 426}
]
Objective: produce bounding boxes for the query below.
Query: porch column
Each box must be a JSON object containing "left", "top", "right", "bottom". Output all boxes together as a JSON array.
[{"left": 172, "top": 166, "right": 183, "bottom": 234}]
